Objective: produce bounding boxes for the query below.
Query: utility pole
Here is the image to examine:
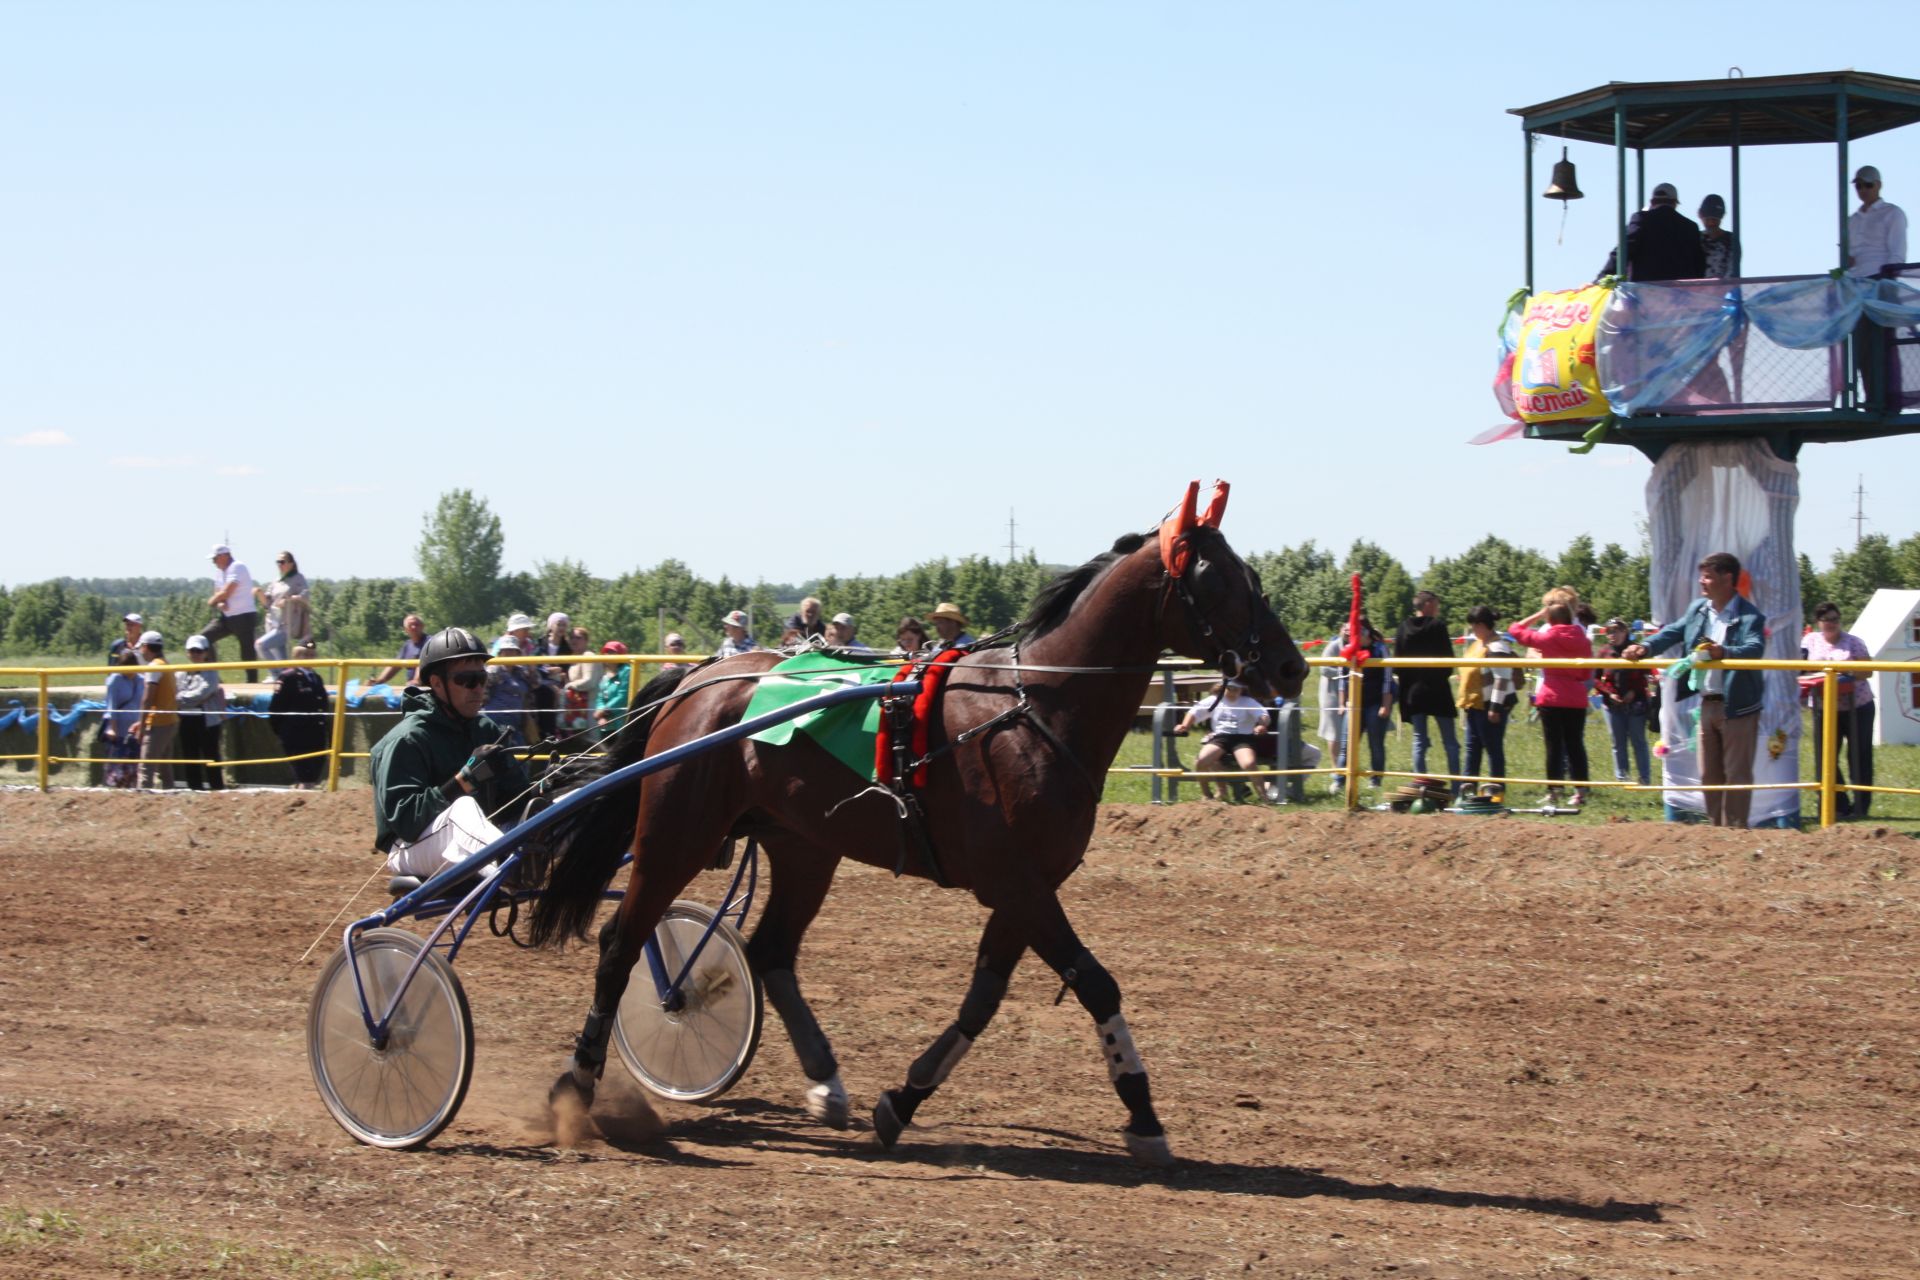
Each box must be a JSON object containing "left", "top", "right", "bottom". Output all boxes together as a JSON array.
[
  {"left": 1853, "top": 475, "right": 1868, "bottom": 546},
  {"left": 1005, "top": 508, "right": 1020, "bottom": 562}
]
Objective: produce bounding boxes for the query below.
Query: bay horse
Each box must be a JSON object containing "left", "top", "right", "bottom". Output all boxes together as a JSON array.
[{"left": 524, "top": 481, "right": 1307, "bottom": 1164}]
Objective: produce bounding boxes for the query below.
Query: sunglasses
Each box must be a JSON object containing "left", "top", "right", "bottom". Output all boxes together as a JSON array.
[{"left": 446, "top": 670, "right": 488, "bottom": 689}]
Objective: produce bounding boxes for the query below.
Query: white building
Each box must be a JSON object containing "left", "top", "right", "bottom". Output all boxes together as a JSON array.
[{"left": 1850, "top": 589, "right": 1920, "bottom": 747}]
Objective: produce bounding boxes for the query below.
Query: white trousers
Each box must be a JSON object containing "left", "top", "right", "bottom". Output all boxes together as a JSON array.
[{"left": 384, "top": 795, "right": 504, "bottom": 878}]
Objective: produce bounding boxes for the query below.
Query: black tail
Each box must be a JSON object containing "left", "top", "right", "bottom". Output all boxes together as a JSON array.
[{"left": 523, "top": 665, "right": 693, "bottom": 949}]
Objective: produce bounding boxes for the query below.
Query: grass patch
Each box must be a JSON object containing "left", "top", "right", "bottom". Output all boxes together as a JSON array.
[
  {"left": 0, "top": 653, "right": 118, "bottom": 689},
  {"left": 0, "top": 1203, "right": 418, "bottom": 1278}
]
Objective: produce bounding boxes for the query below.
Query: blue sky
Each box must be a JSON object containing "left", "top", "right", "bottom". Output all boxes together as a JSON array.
[{"left": 4, "top": 2, "right": 1915, "bottom": 589}]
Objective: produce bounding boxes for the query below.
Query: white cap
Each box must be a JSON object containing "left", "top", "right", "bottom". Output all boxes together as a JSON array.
[
  {"left": 123, "top": 612, "right": 143, "bottom": 625},
  {"left": 1855, "top": 164, "right": 1882, "bottom": 185},
  {"left": 506, "top": 613, "right": 534, "bottom": 632},
  {"left": 185, "top": 634, "right": 210, "bottom": 651},
  {"left": 664, "top": 632, "right": 685, "bottom": 646},
  {"left": 493, "top": 634, "right": 523, "bottom": 654},
  {"left": 138, "top": 630, "right": 164, "bottom": 647},
  {"left": 210, "top": 543, "right": 231, "bottom": 559},
  {"left": 1650, "top": 182, "right": 1679, "bottom": 204},
  {"left": 831, "top": 612, "right": 855, "bottom": 626},
  {"left": 721, "top": 609, "right": 749, "bottom": 628}
]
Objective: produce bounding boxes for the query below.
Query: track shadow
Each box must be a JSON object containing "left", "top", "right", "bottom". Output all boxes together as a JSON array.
[{"left": 640, "top": 1103, "right": 1665, "bottom": 1225}]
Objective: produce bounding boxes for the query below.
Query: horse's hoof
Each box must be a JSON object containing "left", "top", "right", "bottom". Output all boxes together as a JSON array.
[
  {"left": 872, "top": 1091, "right": 905, "bottom": 1150},
  {"left": 1124, "top": 1130, "right": 1175, "bottom": 1167},
  {"left": 548, "top": 1057, "right": 597, "bottom": 1110},
  {"left": 806, "top": 1075, "right": 850, "bottom": 1130}
]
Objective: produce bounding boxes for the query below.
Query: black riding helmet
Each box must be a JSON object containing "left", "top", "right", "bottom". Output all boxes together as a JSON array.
[{"left": 416, "top": 627, "right": 489, "bottom": 686}]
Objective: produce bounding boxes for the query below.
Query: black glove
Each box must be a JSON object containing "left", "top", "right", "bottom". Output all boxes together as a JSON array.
[
  {"left": 438, "top": 743, "right": 505, "bottom": 802},
  {"left": 462, "top": 742, "right": 504, "bottom": 784}
]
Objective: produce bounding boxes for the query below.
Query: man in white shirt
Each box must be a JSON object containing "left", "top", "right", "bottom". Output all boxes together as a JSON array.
[
  {"left": 201, "top": 544, "right": 261, "bottom": 682},
  {"left": 1177, "top": 678, "right": 1271, "bottom": 803},
  {"left": 1847, "top": 165, "right": 1909, "bottom": 407}
]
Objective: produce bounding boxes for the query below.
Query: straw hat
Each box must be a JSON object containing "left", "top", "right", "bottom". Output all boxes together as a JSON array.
[{"left": 929, "top": 602, "right": 968, "bottom": 625}]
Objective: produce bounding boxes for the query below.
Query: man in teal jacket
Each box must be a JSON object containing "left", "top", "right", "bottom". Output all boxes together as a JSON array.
[
  {"left": 1624, "top": 552, "right": 1766, "bottom": 827},
  {"left": 369, "top": 627, "right": 533, "bottom": 879}
]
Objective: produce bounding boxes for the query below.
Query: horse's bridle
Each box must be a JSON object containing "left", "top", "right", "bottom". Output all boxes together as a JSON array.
[{"left": 1161, "top": 552, "right": 1268, "bottom": 683}]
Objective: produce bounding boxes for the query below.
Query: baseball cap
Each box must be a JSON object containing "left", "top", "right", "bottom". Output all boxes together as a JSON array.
[
  {"left": 664, "top": 632, "right": 685, "bottom": 647},
  {"left": 721, "top": 609, "right": 749, "bottom": 628},
  {"left": 1854, "top": 165, "right": 1882, "bottom": 185},
  {"left": 1650, "top": 182, "right": 1679, "bottom": 204},
  {"left": 138, "top": 630, "right": 164, "bottom": 647},
  {"left": 831, "top": 612, "right": 855, "bottom": 626},
  {"left": 506, "top": 612, "right": 534, "bottom": 632},
  {"left": 209, "top": 543, "right": 231, "bottom": 559},
  {"left": 1698, "top": 193, "right": 1725, "bottom": 218},
  {"left": 185, "top": 634, "right": 210, "bottom": 651},
  {"left": 600, "top": 640, "right": 629, "bottom": 655},
  {"left": 123, "top": 612, "right": 143, "bottom": 625}
]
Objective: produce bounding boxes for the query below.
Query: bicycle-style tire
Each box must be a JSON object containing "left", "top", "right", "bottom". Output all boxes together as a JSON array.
[
  {"left": 308, "top": 927, "right": 475, "bottom": 1148},
  {"left": 612, "top": 901, "right": 763, "bottom": 1102}
]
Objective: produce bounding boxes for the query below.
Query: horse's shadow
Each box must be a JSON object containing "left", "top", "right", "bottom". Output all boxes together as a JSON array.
[{"left": 624, "top": 1098, "right": 1666, "bottom": 1225}]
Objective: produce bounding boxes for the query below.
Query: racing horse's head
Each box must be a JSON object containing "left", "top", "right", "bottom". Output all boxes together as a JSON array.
[{"left": 1155, "top": 480, "right": 1308, "bottom": 703}]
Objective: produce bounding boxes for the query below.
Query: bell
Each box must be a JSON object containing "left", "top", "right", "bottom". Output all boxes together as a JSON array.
[{"left": 1543, "top": 146, "right": 1583, "bottom": 201}]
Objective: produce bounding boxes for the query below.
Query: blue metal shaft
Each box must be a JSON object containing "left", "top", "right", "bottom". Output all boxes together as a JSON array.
[{"left": 365, "top": 678, "right": 922, "bottom": 929}]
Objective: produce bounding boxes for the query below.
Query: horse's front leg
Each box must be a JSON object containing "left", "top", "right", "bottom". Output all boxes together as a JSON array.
[
  {"left": 873, "top": 908, "right": 1024, "bottom": 1148},
  {"left": 551, "top": 902, "right": 645, "bottom": 1112},
  {"left": 549, "top": 847, "right": 697, "bottom": 1116},
  {"left": 1019, "top": 888, "right": 1173, "bottom": 1166}
]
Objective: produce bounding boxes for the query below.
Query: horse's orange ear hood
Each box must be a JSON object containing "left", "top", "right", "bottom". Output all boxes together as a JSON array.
[{"left": 1158, "top": 479, "right": 1229, "bottom": 577}]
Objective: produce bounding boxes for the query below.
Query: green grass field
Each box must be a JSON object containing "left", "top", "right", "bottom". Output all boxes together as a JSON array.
[
  {"left": 0, "top": 654, "right": 122, "bottom": 689},
  {"left": 1099, "top": 709, "right": 1919, "bottom": 827}
]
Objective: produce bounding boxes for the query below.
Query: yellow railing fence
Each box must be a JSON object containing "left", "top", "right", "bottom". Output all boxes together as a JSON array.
[{"left": 5, "top": 651, "right": 1916, "bottom": 827}]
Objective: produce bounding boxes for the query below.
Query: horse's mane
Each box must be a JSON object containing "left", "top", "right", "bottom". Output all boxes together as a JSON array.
[{"left": 1005, "top": 530, "right": 1150, "bottom": 643}]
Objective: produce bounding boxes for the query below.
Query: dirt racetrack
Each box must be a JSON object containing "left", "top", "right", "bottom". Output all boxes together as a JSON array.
[{"left": 1, "top": 790, "right": 1916, "bottom": 1279}]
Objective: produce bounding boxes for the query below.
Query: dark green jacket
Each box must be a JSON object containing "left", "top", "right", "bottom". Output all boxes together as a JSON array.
[{"left": 369, "top": 688, "right": 532, "bottom": 851}]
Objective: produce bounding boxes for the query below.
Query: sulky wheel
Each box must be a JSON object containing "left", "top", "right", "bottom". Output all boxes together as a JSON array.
[
  {"left": 613, "top": 900, "right": 764, "bottom": 1102},
  {"left": 308, "top": 927, "right": 475, "bottom": 1148}
]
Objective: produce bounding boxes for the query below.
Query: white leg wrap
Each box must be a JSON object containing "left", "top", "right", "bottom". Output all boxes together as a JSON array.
[
  {"left": 1096, "top": 1015, "right": 1144, "bottom": 1083},
  {"left": 805, "top": 1073, "right": 850, "bottom": 1129}
]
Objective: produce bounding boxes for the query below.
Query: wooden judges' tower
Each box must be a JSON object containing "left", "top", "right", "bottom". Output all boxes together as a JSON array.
[{"left": 1504, "top": 71, "right": 1920, "bottom": 824}]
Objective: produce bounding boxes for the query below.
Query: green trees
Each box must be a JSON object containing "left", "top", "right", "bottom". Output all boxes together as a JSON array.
[
  {"left": 1819, "top": 534, "right": 1906, "bottom": 620},
  {"left": 416, "top": 489, "right": 506, "bottom": 631},
  {"left": 4, "top": 501, "right": 1918, "bottom": 659},
  {"left": 1417, "top": 536, "right": 1554, "bottom": 627}
]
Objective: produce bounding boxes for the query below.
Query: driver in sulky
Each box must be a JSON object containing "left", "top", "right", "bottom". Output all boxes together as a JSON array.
[{"left": 368, "top": 626, "right": 533, "bottom": 882}]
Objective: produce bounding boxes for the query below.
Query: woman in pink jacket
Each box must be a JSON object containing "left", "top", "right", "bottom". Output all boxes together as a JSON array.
[{"left": 1509, "top": 602, "right": 1595, "bottom": 806}]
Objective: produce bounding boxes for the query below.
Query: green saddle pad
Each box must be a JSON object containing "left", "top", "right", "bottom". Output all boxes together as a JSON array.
[{"left": 743, "top": 650, "right": 898, "bottom": 780}]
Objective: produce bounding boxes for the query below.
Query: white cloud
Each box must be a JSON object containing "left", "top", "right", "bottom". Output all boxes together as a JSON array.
[
  {"left": 216, "top": 464, "right": 264, "bottom": 477},
  {"left": 110, "top": 455, "right": 193, "bottom": 469},
  {"left": 6, "top": 429, "right": 73, "bottom": 447}
]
